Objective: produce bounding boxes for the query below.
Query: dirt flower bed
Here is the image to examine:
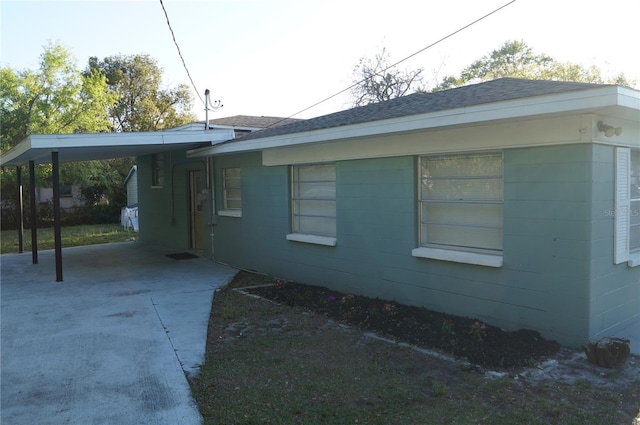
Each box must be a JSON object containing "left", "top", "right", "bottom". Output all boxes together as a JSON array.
[{"left": 248, "top": 279, "right": 560, "bottom": 369}]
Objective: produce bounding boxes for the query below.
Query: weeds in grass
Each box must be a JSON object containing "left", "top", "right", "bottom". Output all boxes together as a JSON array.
[
  {"left": 191, "top": 272, "right": 640, "bottom": 425},
  {"left": 1, "top": 224, "right": 134, "bottom": 254}
]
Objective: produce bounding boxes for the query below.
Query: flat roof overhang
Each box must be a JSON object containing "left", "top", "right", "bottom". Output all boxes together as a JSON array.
[{"left": 1, "top": 128, "right": 235, "bottom": 166}]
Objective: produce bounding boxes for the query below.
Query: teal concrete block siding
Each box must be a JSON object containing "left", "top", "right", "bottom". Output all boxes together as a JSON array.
[
  {"left": 588, "top": 144, "right": 640, "bottom": 339},
  {"left": 137, "top": 143, "right": 637, "bottom": 347},
  {"left": 137, "top": 151, "right": 209, "bottom": 255}
]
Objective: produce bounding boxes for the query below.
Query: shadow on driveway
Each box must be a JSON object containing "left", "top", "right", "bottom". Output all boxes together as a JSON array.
[{"left": 1, "top": 242, "right": 237, "bottom": 425}]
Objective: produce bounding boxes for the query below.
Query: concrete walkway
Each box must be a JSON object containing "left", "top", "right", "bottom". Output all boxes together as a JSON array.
[{"left": 1, "top": 242, "right": 237, "bottom": 425}]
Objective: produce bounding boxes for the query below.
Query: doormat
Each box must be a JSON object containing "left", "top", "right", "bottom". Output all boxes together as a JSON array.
[{"left": 166, "top": 252, "right": 199, "bottom": 260}]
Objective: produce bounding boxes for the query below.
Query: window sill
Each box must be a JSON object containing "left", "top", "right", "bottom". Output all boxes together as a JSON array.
[
  {"left": 628, "top": 252, "right": 640, "bottom": 268},
  {"left": 151, "top": 185, "right": 164, "bottom": 189},
  {"left": 286, "top": 233, "right": 337, "bottom": 246},
  {"left": 412, "top": 247, "right": 503, "bottom": 268},
  {"left": 218, "top": 210, "right": 242, "bottom": 218}
]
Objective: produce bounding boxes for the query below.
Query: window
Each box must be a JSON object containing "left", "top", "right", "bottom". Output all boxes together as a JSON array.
[
  {"left": 413, "top": 152, "right": 503, "bottom": 267},
  {"left": 615, "top": 147, "right": 640, "bottom": 266},
  {"left": 219, "top": 167, "right": 242, "bottom": 217},
  {"left": 152, "top": 154, "right": 164, "bottom": 187},
  {"left": 59, "top": 185, "right": 73, "bottom": 198},
  {"left": 631, "top": 150, "right": 640, "bottom": 253},
  {"left": 287, "top": 163, "right": 336, "bottom": 246}
]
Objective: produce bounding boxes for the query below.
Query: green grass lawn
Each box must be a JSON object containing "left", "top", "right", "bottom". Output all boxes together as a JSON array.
[
  {"left": 1, "top": 224, "right": 135, "bottom": 254},
  {"left": 191, "top": 272, "right": 640, "bottom": 425}
]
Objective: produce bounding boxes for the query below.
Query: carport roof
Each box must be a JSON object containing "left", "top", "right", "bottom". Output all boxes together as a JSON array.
[{"left": 0, "top": 128, "right": 235, "bottom": 166}]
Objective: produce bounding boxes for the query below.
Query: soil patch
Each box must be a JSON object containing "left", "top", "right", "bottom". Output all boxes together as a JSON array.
[{"left": 247, "top": 278, "right": 560, "bottom": 370}]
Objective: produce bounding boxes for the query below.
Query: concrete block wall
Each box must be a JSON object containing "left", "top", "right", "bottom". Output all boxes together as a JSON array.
[
  {"left": 211, "top": 144, "right": 619, "bottom": 345},
  {"left": 137, "top": 151, "right": 206, "bottom": 253},
  {"left": 588, "top": 144, "right": 640, "bottom": 338}
]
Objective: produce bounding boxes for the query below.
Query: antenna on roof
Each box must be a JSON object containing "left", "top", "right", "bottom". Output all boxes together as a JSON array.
[{"left": 204, "top": 89, "right": 223, "bottom": 131}]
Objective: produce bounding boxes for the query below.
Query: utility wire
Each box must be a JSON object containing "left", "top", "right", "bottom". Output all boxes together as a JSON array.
[
  {"left": 268, "top": 0, "right": 517, "bottom": 127},
  {"left": 159, "top": 0, "right": 205, "bottom": 105}
]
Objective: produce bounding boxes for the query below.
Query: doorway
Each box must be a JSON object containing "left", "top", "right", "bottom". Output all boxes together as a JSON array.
[{"left": 189, "top": 170, "right": 204, "bottom": 251}]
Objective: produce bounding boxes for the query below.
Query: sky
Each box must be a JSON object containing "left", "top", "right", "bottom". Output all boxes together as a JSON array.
[{"left": 1, "top": 0, "right": 639, "bottom": 121}]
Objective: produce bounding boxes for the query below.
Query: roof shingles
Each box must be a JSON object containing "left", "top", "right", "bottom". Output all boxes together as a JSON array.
[{"left": 237, "top": 78, "right": 610, "bottom": 141}]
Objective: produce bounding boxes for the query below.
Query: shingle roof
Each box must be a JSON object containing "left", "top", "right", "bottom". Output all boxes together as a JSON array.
[
  {"left": 237, "top": 78, "right": 611, "bottom": 141},
  {"left": 200, "top": 115, "right": 300, "bottom": 128}
]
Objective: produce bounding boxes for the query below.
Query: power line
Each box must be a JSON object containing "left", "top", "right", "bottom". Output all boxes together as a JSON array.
[
  {"left": 159, "top": 0, "right": 205, "bottom": 105},
  {"left": 269, "top": 0, "right": 517, "bottom": 127}
]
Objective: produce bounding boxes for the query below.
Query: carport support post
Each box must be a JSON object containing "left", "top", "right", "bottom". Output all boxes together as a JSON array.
[
  {"left": 29, "top": 161, "right": 38, "bottom": 264},
  {"left": 16, "top": 166, "right": 24, "bottom": 253},
  {"left": 52, "top": 152, "right": 63, "bottom": 282}
]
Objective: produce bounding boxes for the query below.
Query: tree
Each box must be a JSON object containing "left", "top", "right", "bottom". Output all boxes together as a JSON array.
[
  {"left": 1, "top": 43, "right": 116, "bottom": 206},
  {"left": 87, "top": 54, "right": 196, "bottom": 132},
  {"left": 350, "top": 47, "right": 425, "bottom": 107},
  {"left": 435, "top": 40, "right": 634, "bottom": 90},
  {"left": 0, "top": 42, "right": 114, "bottom": 152}
]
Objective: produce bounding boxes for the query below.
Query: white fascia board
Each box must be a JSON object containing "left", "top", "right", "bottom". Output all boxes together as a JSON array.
[
  {"left": 24, "top": 130, "right": 231, "bottom": 148},
  {"left": 0, "top": 136, "right": 33, "bottom": 166},
  {"left": 618, "top": 86, "right": 640, "bottom": 110},
  {"left": 190, "top": 86, "right": 638, "bottom": 157},
  {"left": 0, "top": 129, "right": 234, "bottom": 166}
]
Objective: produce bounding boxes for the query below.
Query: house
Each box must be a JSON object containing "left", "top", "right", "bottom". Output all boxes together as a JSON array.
[
  {"left": 2, "top": 78, "right": 638, "bottom": 349},
  {"left": 159, "top": 78, "right": 639, "bottom": 348},
  {"left": 124, "top": 165, "right": 138, "bottom": 207}
]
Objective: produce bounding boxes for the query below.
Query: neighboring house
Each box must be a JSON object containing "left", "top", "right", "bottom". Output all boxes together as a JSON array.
[
  {"left": 124, "top": 165, "right": 138, "bottom": 207},
  {"left": 35, "top": 185, "right": 85, "bottom": 211},
  {"left": 142, "top": 78, "right": 638, "bottom": 348},
  {"left": 2, "top": 79, "right": 638, "bottom": 349}
]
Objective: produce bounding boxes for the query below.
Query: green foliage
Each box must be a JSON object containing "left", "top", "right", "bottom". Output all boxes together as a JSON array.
[
  {"left": 87, "top": 54, "right": 196, "bottom": 132},
  {"left": 0, "top": 42, "right": 115, "bottom": 152},
  {"left": 1, "top": 46, "right": 193, "bottom": 229},
  {"left": 435, "top": 40, "right": 635, "bottom": 90}
]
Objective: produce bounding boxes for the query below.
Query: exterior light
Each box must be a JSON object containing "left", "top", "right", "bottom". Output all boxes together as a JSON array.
[{"left": 597, "top": 121, "right": 623, "bottom": 137}]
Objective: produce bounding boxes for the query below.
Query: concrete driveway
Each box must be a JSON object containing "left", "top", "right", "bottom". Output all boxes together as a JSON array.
[{"left": 1, "top": 242, "right": 237, "bottom": 425}]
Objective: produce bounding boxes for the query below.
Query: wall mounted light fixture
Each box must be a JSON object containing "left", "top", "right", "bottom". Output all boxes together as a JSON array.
[{"left": 597, "top": 121, "right": 623, "bottom": 137}]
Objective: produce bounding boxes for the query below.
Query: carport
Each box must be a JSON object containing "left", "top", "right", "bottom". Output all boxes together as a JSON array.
[
  {"left": 1, "top": 241, "right": 238, "bottom": 424},
  {"left": 0, "top": 128, "right": 232, "bottom": 281}
]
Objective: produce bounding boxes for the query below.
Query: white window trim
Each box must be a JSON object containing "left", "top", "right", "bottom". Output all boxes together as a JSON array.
[
  {"left": 218, "top": 210, "right": 242, "bottom": 218},
  {"left": 290, "top": 163, "right": 337, "bottom": 241},
  {"left": 614, "top": 147, "right": 638, "bottom": 267},
  {"left": 412, "top": 247, "right": 503, "bottom": 268},
  {"left": 222, "top": 167, "right": 242, "bottom": 214},
  {"left": 286, "top": 233, "right": 337, "bottom": 246},
  {"left": 415, "top": 152, "right": 503, "bottom": 267}
]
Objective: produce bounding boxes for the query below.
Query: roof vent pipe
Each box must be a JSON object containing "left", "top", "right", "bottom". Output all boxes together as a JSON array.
[
  {"left": 204, "top": 89, "right": 210, "bottom": 131},
  {"left": 204, "top": 89, "right": 223, "bottom": 131}
]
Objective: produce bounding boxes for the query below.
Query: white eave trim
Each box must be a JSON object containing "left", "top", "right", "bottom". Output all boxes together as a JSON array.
[
  {"left": 188, "top": 86, "right": 639, "bottom": 158},
  {"left": 1, "top": 129, "right": 234, "bottom": 166}
]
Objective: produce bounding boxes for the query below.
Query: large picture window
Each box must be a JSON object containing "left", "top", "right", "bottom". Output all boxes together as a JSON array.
[
  {"left": 287, "top": 163, "right": 336, "bottom": 245},
  {"left": 416, "top": 152, "right": 503, "bottom": 263}
]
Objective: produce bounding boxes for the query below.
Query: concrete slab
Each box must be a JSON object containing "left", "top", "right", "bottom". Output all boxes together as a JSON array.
[{"left": 1, "top": 242, "right": 237, "bottom": 425}]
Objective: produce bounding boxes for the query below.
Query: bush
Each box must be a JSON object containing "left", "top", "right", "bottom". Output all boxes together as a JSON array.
[{"left": 1, "top": 202, "right": 121, "bottom": 230}]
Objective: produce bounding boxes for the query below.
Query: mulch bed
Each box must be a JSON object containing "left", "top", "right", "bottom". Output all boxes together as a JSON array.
[{"left": 247, "top": 278, "right": 560, "bottom": 370}]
